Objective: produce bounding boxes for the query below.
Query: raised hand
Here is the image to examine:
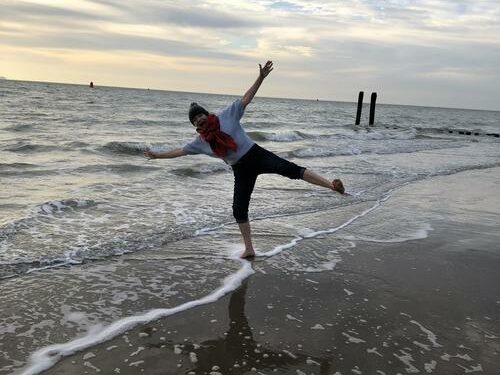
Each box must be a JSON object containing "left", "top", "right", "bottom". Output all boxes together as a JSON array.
[{"left": 259, "top": 60, "right": 274, "bottom": 79}]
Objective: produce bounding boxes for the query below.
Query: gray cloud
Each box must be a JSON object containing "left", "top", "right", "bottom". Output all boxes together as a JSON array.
[
  {"left": 298, "top": 33, "right": 500, "bottom": 109},
  {"left": 0, "top": 1, "right": 264, "bottom": 62},
  {"left": 132, "top": 6, "right": 263, "bottom": 28},
  {"left": 1, "top": 0, "right": 499, "bottom": 109},
  {"left": 1, "top": 30, "right": 245, "bottom": 61},
  {"left": 0, "top": 1, "right": 268, "bottom": 34},
  {"left": 0, "top": 2, "right": 113, "bottom": 23},
  {"left": 86, "top": 0, "right": 266, "bottom": 28}
]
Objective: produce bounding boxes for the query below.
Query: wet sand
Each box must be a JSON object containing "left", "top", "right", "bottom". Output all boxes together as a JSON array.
[{"left": 40, "top": 169, "right": 500, "bottom": 374}]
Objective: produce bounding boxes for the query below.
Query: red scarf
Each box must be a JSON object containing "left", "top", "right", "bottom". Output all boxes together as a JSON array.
[{"left": 196, "top": 114, "right": 237, "bottom": 158}]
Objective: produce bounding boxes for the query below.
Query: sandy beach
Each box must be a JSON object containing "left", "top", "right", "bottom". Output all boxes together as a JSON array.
[{"left": 22, "top": 168, "right": 497, "bottom": 375}]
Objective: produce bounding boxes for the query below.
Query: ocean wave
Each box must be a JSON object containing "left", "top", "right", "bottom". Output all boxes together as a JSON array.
[
  {"left": 415, "top": 126, "right": 500, "bottom": 140},
  {"left": 287, "top": 141, "right": 463, "bottom": 158},
  {"left": 0, "top": 235, "right": 143, "bottom": 279},
  {"left": 0, "top": 226, "right": 194, "bottom": 280},
  {"left": 125, "top": 119, "right": 166, "bottom": 126},
  {"left": 3, "top": 161, "right": 498, "bottom": 281},
  {"left": 0, "top": 162, "right": 61, "bottom": 178},
  {"left": 100, "top": 141, "right": 149, "bottom": 155},
  {"left": 247, "top": 130, "right": 310, "bottom": 142},
  {"left": 246, "top": 128, "right": 421, "bottom": 143},
  {"left": 247, "top": 129, "right": 405, "bottom": 143},
  {"left": 427, "top": 161, "right": 500, "bottom": 179},
  {"left": 73, "top": 163, "right": 160, "bottom": 174},
  {"left": 0, "top": 162, "right": 38, "bottom": 170},
  {"left": 333, "top": 126, "right": 500, "bottom": 143},
  {"left": 0, "top": 258, "right": 82, "bottom": 279},
  {"left": 0, "top": 199, "right": 98, "bottom": 240},
  {"left": 34, "top": 198, "right": 98, "bottom": 215},
  {"left": 4, "top": 142, "right": 59, "bottom": 153},
  {"left": 66, "top": 141, "right": 91, "bottom": 148},
  {"left": 99, "top": 141, "right": 171, "bottom": 156},
  {"left": 245, "top": 120, "right": 282, "bottom": 129},
  {"left": 325, "top": 126, "right": 417, "bottom": 141},
  {"left": 342, "top": 223, "right": 433, "bottom": 243},
  {"left": 0, "top": 168, "right": 58, "bottom": 178},
  {"left": 2, "top": 124, "right": 34, "bottom": 132},
  {"left": 171, "top": 163, "right": 229, "bottom": 176}
]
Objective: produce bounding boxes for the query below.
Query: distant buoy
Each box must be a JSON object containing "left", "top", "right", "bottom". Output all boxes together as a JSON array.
[{"left": 90, "top": 81, "right": 94, "bottom": 88}]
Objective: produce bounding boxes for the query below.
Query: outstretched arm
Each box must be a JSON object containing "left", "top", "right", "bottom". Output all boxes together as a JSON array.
[
  {"left": 241, "top": 60, "right": 273, "bottom": 108},
  {"left": 144, "top": 148, "right": 187, "bottom": 159}
]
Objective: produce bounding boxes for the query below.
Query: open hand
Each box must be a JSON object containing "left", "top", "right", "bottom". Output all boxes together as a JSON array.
[{"left": 259, "top": 60, "right": 273, "bottom": 79}]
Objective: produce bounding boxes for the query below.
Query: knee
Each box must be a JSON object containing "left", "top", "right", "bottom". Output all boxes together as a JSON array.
[
  {"left": 278, "top": 163, "right": 305, "bottom": 180},
  {"left": 232, "top": 204, "right": 249, "bottom": 223},
  {"left": 298, "top": 167, "right": 306, "bottom": 179}
]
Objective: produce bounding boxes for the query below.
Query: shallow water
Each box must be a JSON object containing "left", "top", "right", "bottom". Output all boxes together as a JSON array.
[{"left": 0, "top": 80, "right": 499, "bottom": 374}]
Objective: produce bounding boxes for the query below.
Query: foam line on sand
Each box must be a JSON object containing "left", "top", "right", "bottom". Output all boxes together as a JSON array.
[
  {"left": 258, "top": 193, "right": 391, "bottom": 257},
  {"left": 19, "top": 193, "right": 391, "bottom": 375},
  {"left": 19, "top": 259, "right": 254, "bottom": 375}
]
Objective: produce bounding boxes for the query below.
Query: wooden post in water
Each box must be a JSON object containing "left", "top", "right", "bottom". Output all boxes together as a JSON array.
[
  {"left": 355, "top": 91, "right": 364, "bottom": 125},
  {"left": 369, "top": 92, "right": 377, "bottom": 125}
]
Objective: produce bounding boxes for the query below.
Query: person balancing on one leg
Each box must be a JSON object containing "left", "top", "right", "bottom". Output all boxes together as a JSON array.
[{"left": 144, "top": 60, "right": 346, "bottom": 259}]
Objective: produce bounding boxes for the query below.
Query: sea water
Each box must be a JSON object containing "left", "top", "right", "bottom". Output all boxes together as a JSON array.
[{"left": 1, "top": 80, "right": 499, "bottom": 374}]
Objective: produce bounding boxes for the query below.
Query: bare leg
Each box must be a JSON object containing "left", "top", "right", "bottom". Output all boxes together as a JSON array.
[
  {"left": 303, "top": 169, "right": 333, "bottom": 190},
  {"left": 302, "top": 169, "right": 344, "bottom": 193},
  {"left": 238, "top": 221, "right": 255, "bottom": 258}
]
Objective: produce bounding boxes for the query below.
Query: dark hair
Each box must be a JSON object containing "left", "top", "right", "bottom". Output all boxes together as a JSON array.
[{"left": 188, "top": 102, "right": 209, "bottom": 124}]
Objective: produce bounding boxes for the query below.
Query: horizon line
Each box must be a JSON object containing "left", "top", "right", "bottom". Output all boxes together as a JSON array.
[{"left": 3, "top": 78, "right": 499, "bottom": 113}]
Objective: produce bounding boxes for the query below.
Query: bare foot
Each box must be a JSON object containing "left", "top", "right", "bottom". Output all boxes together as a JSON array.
[
  {"left": 332, "top": 179, "right": 345, "bottom": 194},
  {"left": 240, "top": 249, "right": 256, "bottom": 259}
]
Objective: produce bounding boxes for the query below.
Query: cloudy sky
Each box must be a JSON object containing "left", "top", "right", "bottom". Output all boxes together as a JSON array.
[{"left": 1, "top": 0, "right": 499, "bottom": 110}]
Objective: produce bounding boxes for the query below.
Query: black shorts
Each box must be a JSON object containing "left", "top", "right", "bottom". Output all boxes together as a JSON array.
[{"left": 231, "top": 144, "right": 306, "bottom": 223}]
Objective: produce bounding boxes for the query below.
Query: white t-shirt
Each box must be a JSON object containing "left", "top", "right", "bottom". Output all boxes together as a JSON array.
[{"left": 183, "top": 99, "right": 255, "bottom": 165}]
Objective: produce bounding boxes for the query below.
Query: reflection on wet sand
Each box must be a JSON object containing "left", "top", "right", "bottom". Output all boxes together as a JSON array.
[{"left": 168, "top": 281, "right": 331, "bottom": 373}]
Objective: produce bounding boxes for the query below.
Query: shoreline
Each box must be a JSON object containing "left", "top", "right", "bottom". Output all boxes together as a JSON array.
[
  {"left": 24, "top": 167, "right": 500, "bottom": 375},
  {"left": 41, "top": 224, "right": 500, "bottom": 374}
]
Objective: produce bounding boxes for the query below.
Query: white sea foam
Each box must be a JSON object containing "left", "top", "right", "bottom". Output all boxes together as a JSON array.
[
  {"left": 256, "top": 193, "right": 391, "bottom": 259},
  {"left": 342, "top": 332, "right": 366, "bottom": 344},
  {"left": 413, "top": 340, "right": 431, "bottom": 351},
  {"left": 172, "top": 203, "right": 197, "bottom": 225},
  {"left": 441, "top": 353, "right": 473, "bottom": 362},
  {"left": 268, "top": 131, "right": 305, "bottom": 142},
  {"left": 195, "top": 224, "right": 226, "bottom": 236},
  {"left": 34, "top": 199, "right": 97, "bottom": 215},
  {"left": 393, "top": 350, "right": 420, "bottom": 374},
  {"left": 311, "top": 324, "right": 325, "bottom": 330},
  {"left": 19, "top": 192, "right": 393, "bottom": 375},
  {"left": 424, "top": 360, "right": 437, "bottom": 373},
  {"left": 304, "top": 260, "right": 339, "bottom": 273},
  {"left": 19, "top": 255, "right": 254, "bottom": 375},
  {"left": 286, "top": 314, "right": 303, "bottom": 323},
  {"left": 282, "top": 349, "right": 298, "bottom": 359},
  {"left": 367, "top": 347, "right": 383, "bottom": 357},
  {"left": 455, "top": 363, "right": 483, "bottom": 373},
  {"left": 342, "top": 223, "right": 433, "bottom": 243},
  {"left": 410, "top": 320, "right": 442, "bottom": 348}
]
